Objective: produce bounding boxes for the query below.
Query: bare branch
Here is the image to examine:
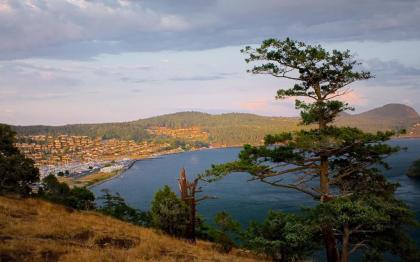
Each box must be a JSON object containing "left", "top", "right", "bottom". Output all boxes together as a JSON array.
[
  {"left": 350, "top": 240, "right": 367, "bottom": 254},
  {"left": 196, "top": 195, "right": 217, "bottom": 202},
  {"left": 258, "top": 178, "right": 321, "bottom": 199},
  {"left": 248, "top": 164, "right": 317, "bottom": 180},
  {"left": 255, "top": 71, "right": 301, "bottom": 81}
]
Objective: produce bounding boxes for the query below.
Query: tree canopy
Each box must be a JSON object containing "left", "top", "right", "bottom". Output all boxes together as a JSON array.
[
  {"left": 150, "top": 185, "right": 189, "bottom": 237},
  {"left": 97, "top": 189, "right": 150, "bottom": 226},
  {"left": 407, "top": 159, "right": 420, "bottom": 177},
  {"left": 39, "top": 174, "right": 95, "bottom": 210},
  {"left": 204, "top": 38, "right": 418, "bottom": 262},
  {"left": 0, "top": 124, "right": 39, "bottom": 196}
]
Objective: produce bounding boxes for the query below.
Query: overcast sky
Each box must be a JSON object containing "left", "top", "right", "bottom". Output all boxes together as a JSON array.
[{"left": 1, "top": 0, "right": 420, "bottom": 125}]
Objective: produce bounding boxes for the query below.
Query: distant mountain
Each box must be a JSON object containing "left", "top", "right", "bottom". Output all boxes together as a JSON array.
[
  {"left": 336, "top": 104, "right": 420, "bottom": 133},
  {"left": 355, "top": 104, "right": 419, "bottom": 119},
  {"left": 10, "top": 104, "right": 420, "bottom": 145}
]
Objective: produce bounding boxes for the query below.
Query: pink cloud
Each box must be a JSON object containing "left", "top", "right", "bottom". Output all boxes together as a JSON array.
[
  {"left": 240, "top": 100, "right": 269, "bottom": 110},
  {"left": 340, "top": 90, "right": 367, "bottom": 106}
]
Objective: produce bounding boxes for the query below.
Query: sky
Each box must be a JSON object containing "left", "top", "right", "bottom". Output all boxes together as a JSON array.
[{"left": 1, "top": 0, "right": 420, "bottom": 125}]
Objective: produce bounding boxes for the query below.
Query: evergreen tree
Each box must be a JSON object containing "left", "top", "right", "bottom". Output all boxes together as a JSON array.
[
  {"left": 243, "top": 211, "right": 318, "bottom": 262},
  {"left": 150, "top": 185, "right": 189, "bottom": 237},
  {"left": 98, "top": 189, "right": 150, "bottom": 226},
  {"left": 209, "top": 211, "right": 241, "bottom": 253},
  {"left": 40, "top": 174, "right": 95, "bottom": 210},
  {"left": 0, "top": 124, "right": 39, "bottom": 196},
  {"left": 309, "top": 196, "right": 419, "bottom": 262},
  {"left": 407, "top": 159, "right": 420, "bottom": 177},
  {"left": 66, "top": 187, "right": 95, "bottom": 210},
  {"left": 205, "top": 38, "right": 418, "bottom": 261}
]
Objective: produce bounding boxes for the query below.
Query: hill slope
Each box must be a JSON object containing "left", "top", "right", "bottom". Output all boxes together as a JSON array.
[
  {"left": 357, "top": 104, "right": 419, "bottom": 119},
  {"left": 0, "top": 196, "right": 262, "bottom": 262},
  {"left": 336, "top": 103, "right": 420, "bottom": 132},
  {"left": 10, "top": 104, "right": 420, "bottom": 145}
]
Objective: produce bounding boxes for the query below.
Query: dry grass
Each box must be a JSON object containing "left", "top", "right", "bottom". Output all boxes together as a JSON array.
[{"left": 0, "top": 196, "right": 265, "bottom": 262}]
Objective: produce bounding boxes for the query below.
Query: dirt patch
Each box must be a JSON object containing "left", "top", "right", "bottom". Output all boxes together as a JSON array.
[
  {"left": 0, "top": 205, "right": 8, "bottom": 213},
  {"left": 95, "top": 236, "right": 136, "bottom": 249},
  {"left": 40, "top": 250, "right": 65, "bottom": 262},
  {"left": 63, "top": 206, "right": 74, "bottom": 213},
  {"left": 0, "top": 250, "right": 32, "bottom": 262},
  {"left": 36, "top": 231, "right": 93, "bottom": 243},
  {"left": 36, "top": 233, "right": 65, "bottom": 241},
  {"left": 0, "top": 236, "right": 13, "bottom": 242},
  {"left": 72, "top": 230, "right": 93, "bottom": 242},
  {"left": 160, "top": 249, "right": 197, "bottom": 262},
  {"left": 8, "top": 209, "right": 37, "bottom": 220}
]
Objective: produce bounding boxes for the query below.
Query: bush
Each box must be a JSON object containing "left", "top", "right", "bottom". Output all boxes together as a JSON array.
[
  {"left": 407, "top": 159, "right": 420, "bottom": 177},
  {"left": 195, "top": 215, "right": 212, "bottom": 240},
  {"left": 0, "top": 124, "right": 39, "bottom": 196},
  {"left": 150, "top": 185, "right": 189, "bottom": 237},
  {"left": 67, "top": 187, "right": 95, "bottom": 210},
  {"left": 242, "top": 210, "right": 318, "bottom": 262},
  {"left": 209, "top": 211, "right": 240, "bottom": 253},
  {"left": 97, "top": 189, "right": 150, "bottom": 226},
  {"left": 39, "top": 174, "right": 95, "bottom": 210}
]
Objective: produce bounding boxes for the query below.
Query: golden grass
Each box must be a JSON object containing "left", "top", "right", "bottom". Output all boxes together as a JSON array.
[{"left": 0, "top": 196, "right": 266, "bottom": 262}]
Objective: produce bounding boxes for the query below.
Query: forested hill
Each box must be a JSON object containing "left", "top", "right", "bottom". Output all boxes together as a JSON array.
[{"left": 10, "top": 104, "right": 420, "bottom": 145}]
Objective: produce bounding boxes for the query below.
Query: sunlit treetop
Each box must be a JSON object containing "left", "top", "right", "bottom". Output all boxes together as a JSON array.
[{"left": 242, "top": 38, "right": 373, "bottom": 126}]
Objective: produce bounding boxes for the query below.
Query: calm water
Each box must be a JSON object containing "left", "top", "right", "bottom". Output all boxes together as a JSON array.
[{"left": 92, "top": 139, "right": 420, "bottom": 238}]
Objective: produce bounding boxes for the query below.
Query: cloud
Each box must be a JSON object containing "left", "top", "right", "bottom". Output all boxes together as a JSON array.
[
  {"left": 240, "top": 100, "right": 269, "bottom": 110},
  {"left": 120, "top": 77, "right": 156, "bottom": 83},
  {"left": 1, "top": 0, "right": 420, "bottom": 60},
  {"left": 0, "top": 108, "right": 14, "bottom": 114},
  {"left": 168, "top": 75, "right": 225, "bottom": 81},
  {"left": 131, "top": 88, "right": 143, "bottom": 93},
  {"left": 238, "top": 97, "right": 298, "bottom": 116},
  {"left": 340, "top": 91, "right": 368, "bottom": 106},
  {"left": 0, "top": 91, "right": 74, "bottom": 102},
  {"left": 362, "top": 58, "right": 420, "bottom": 88},
  {"left": 0, "top": 60, "right": 83, "bottom": 91}
]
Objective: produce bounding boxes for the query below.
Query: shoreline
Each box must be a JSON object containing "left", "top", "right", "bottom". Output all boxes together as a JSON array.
[
  {"left": 391, "top": 136, "right": 420, "bottom": 140},
  {"left": 86, "top": 164, "right": 133, "bottom": 189},
  {"left": 87, "top": 145, "right": 243, "bottom": 188},
  {"left": 75, "top": 136, "right": 420, "bottom": 189}
]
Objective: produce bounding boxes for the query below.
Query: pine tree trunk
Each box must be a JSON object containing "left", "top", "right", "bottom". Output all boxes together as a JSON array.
[
  {"left": 318, "top": 107, "right": 339, "bottom": 262},
  {"left": 187, "top": 198, "right": 196, "bottom": 243},
  {"left": 323, "top": 226, "right": 339, "bottom": 262},
  {"left": 341, "top": 224, "right": 350, "bottom": 262},
  {"left": 178, "top": 168, "right": 197, "bottom": 243},
  {"left": 320, "top": 143, "right": 339, "bottom": 262}
]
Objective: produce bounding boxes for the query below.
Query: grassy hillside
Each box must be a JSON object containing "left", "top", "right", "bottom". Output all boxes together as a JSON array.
[
  {"left": 0, "top": 196, "right": 264, "bottom": 262},
  {"left": 11, "top": 104, "right": 420, "bottom": 145}
]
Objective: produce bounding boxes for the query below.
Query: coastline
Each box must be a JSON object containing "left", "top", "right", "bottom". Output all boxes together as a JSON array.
[
  {"left": 86, "top": 163, "right": 135, "bottom": 189},
  {"left": 87, "top": 145, "right": 243, "bottom": 188},
  {"left": 76, "top": 136, "right": 420, "bottom": 189},
  {"left": 391, "top": 136, "right": 420, "bottom": 140}
]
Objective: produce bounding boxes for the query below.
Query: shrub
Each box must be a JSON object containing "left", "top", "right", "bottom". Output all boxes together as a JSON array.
[
  {"left": 407, "top": 159, "right": 420, "bottom": 177},
  {"left": 39, "top": 174, "right": 95, "bottom": 210},
  {"left": 0, "top": 124, "right": 39, "bottom": 196},
  {"left": 209, "top": 211, "right": 241, "bottom": 253},
  {"left": 97, "top": 189, "right": 150, "bottom": 226},
  {"left": 243, "top": 211, "right": 318, "bottom": 262},
  {"left": 150, "top": 185, "right": 189, "bottom": 237}
]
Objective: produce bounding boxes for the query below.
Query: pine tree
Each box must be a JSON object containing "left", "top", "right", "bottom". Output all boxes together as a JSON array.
[
  {"left": 205, "top": 38, "right": 418, "bottom": 261},
  {"left": 0, "top": 124, "right": 39, "bottom": 196},
  {"left": 150, "top": 185, "right": 189, "bottom": 237}
]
